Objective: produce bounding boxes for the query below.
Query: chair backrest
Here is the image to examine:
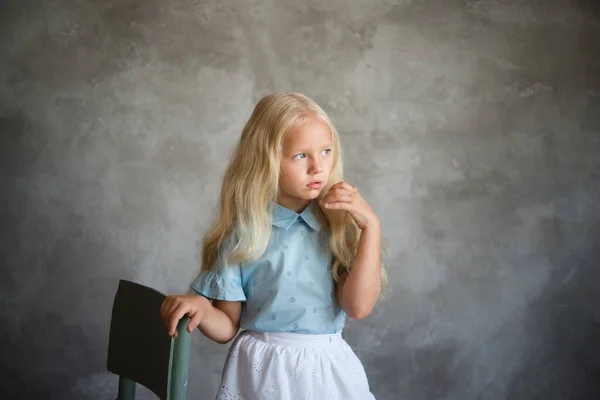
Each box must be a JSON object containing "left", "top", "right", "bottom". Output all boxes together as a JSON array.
[{"left": 107, "top": 279, "right": 191, "bottom": 400}]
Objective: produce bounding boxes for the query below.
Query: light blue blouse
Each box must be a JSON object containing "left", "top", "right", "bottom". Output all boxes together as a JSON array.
[{"left": 190, "top": 201, "right": 346, "bottom": 334}]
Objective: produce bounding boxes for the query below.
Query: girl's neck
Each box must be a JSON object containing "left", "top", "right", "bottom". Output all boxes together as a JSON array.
[{"left": 277, "top": 198, "right": 311, "bottom": 214}]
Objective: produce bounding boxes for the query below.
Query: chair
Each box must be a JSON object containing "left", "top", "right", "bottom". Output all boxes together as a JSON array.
[{"left": 107, "top": 279, "right": 192, "bottom": 399}]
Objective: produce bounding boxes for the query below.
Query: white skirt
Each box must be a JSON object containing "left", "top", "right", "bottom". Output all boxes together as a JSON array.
[{"left": 215, "top": 330, "right": 376, "bottom": 400}]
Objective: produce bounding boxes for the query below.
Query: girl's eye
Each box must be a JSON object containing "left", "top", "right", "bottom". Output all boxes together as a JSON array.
[
  {"left": 293, "top": 153, "right": 306, "bottom": 160},
  {"left": 321, "top": 149, "right": 331, "bottom": 156}
]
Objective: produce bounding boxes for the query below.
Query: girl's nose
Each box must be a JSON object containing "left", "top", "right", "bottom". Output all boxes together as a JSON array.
[{"left": 309, "top": 159, "right": 323, "bottom": 174}]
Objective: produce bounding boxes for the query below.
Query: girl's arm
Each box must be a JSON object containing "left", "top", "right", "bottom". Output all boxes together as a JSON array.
[
  {"left": 337, "top": 220, "right": 381, "bottom": 319},
  {"left": 161, "top": 295, "right": 242, "bottom": 344},
  {"left": 198, "top": 299, "right": 242, "bottom": 344},
  {"left": 320, "top": 182, "right": 382, "bottom": 320}
]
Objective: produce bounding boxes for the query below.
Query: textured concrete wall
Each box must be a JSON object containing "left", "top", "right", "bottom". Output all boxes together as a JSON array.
[{"left": 1, "top": 0, "right": 599, "bottom": 399}]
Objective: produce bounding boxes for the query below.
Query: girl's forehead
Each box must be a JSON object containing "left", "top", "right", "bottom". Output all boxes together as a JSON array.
[{"left": 282, "top": 119, "right": 333, "bottom": 148}]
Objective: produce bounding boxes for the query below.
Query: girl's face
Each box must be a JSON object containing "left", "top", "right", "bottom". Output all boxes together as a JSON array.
[{"left": 278, "top": 118, "right": 334, "bottom": 213}]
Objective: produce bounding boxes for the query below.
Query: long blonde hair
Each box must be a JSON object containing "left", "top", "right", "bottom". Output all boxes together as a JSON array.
[{"left": 200, "top": 92, "right": 385, "bottom": 290}]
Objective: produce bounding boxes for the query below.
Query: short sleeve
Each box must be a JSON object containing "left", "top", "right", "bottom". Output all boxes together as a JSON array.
[{"left": 189, "top": 237, "right": 246, "bottom": 302}]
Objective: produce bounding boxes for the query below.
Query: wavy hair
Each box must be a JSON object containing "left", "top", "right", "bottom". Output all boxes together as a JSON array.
[{"left": 200, "top": 92, "right": 386, "bottom": 292}]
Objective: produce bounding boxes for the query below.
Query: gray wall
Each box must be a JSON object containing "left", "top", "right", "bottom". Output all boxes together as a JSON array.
[{"left": 1, "top": 0, "right": 599, "bottom": 399}]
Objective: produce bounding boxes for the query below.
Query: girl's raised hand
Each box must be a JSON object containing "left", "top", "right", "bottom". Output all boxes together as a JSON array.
[
  {"left": 319, "top": 182, "right": 379, "bottom": 230},
  {"left": 160, "top": 294, "right": 210, "bottom": 337}
]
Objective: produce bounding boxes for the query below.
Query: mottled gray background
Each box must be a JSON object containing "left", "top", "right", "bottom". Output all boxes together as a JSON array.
[{"left": 1, "top": 0, "right": 599, "bottom": 399}]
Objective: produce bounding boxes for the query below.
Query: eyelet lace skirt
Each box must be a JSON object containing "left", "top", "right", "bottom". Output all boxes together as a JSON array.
[{"left": 215, "top": 330, "right": 376, "bottom": 400}]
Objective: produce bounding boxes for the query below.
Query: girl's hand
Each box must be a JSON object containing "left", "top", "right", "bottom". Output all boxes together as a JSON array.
[
  {"left": 319, "top": 182, "right": 379, "bottom": 230},
  {"left": 160, "top": 294, "right": 210, "bottom": 338}
]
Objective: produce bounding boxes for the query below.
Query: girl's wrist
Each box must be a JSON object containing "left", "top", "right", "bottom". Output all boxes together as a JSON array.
[
  {"left": 194, "top": 294, "right": 211, "bottom": 309},
  {"left": 360, "top": 216, "right": 380, "bottom": 231}
]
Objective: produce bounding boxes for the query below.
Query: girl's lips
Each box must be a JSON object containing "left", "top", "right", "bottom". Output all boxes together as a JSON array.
[{"left": 307, "top": 181, "right": 323, "bottom": 189}]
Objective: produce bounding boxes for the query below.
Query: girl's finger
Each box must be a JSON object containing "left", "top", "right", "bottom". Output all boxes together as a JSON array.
[
  {"left": 323, "top": 193, "right": 352, "bottom": 204},
  {"left": 160, "top": 298, "right": 168, "bottom": 318},
  {"left": 333, "top": 181, "right": 352, "bottom": 189},
  {"left": 324, "top": 188, "right": 350, "bottom": 201},
  {"left": 188, "top": 310, "right": 203, "bottom": 333},
  {"left": 169, "top": 305, "right": 191, "bottom": 336},
  {"left": 336, "top": 182, "right": 356, "bottom": 192},
  {"left": 166, "top": 298, "right": 179, "bottom": 317},
  {"left": 320, "top": 193, "right": 334, "bottom": 204},
  {"left": 161, "top": 297, "right": 175, "bottom": 321},
  {"left": 335, "top": 186, "right": 357, "bottom": 196},
  {"left": 323, "top": 201, "right": 352, "bottom": 211}
]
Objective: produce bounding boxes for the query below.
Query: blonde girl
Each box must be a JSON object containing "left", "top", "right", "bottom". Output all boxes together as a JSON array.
[{"left": 161, "top": 92, "right": 383, "bottom": 399}]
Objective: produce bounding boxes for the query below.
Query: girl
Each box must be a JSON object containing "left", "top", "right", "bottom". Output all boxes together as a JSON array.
[{"left": 160, "top": 92, "right": 384, "bottom": 399}]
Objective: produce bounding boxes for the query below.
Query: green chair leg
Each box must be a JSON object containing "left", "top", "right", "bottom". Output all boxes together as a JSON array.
[
  {"left": 167, "top": 316, "right": 192, "bottom": 400},
  {"left": 118, "top": 376, "right": 136, "bottom": 400}
]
